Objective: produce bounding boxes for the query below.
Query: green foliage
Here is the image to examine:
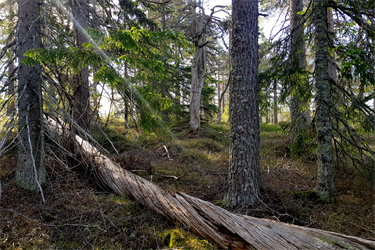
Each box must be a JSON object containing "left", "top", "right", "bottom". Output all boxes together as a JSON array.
[
  {"left": 91, "top": 121, "right": 134, "bottom": 153},
  {"left": 278, "top": 121, "right": 290, "bottom": 131},
  {"left": 137, "top": 85, "right": 173, "bottom": 133},
  {"left": 337, "top": 44, "right": 375, "bottom": 87},
  {"left": 201, "top": 83, "right": 219, "bottom": 119},
  {"left": 23, "top": 27, "right": 191, "bottom": 133},
  {"left": 162, "top": 104, "right": 189, "bottom": 122},
  {"left": 289, "top": 128, "right": 317, "bottom": 158}
]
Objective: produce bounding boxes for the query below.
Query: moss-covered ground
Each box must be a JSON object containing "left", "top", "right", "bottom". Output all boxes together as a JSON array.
[{"left": 0, "top": 120, "right": 374, "bottom": 249}]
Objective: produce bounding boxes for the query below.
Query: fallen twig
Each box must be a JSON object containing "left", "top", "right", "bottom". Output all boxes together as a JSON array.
[{"left": 131, "top": 169, "right": 187, "bottom": 181}]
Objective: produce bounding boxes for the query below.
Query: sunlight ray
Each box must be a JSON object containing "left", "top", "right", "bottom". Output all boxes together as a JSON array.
[{"left": 50, "top": 0, "right": 174, "bottom": 137}]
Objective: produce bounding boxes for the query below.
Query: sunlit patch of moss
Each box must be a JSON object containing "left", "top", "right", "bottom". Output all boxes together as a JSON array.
[
  {"left": 108, "top": 195, "right": 133, "bottom": 205},
  {"left": 204, "top": 122, "right": 230, "bottom": 133},
  {"left": 260, "top": 123, "right": 283, "bottom": 132},
  {"left": 160, "top": 229, "right": 216, "bottom": 249}
]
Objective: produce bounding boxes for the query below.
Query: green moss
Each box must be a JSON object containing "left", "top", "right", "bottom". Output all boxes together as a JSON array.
[
  {"left": 260, "top": 123, "right": 283, "bottom": 132},
  {"left": 160, "top": 229, "right": 216, "bottom": 249}
]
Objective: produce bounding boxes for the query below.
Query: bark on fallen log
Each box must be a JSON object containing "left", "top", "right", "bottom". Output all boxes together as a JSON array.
[{"left": 46, "top": 119, "right": 375, "bottom": 250}]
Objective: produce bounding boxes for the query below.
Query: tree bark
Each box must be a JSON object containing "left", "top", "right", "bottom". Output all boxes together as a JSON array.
[
  {"left": 315, "top": 0, "right": 335, "bottom": 200},
  {"left": 290, "top": 0, "right": 308, "bottom": 142},
  {"left": 16, "top": 0, "right": 45, "bottom": 191},
  {"left": 327, "top": 8, "right": 337, "bottom": 83},
  {"left": 46, "top": 118, "right": 375, "bottom": 250},
  {"left": 72, "top": 0, "right": 90, "bottom": 132},
  {"left": 224, "top": 0, "right": 260, "bottom": 207}
]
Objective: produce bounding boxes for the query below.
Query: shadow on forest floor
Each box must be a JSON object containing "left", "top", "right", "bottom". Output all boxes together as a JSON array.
[{"left": 0, "top": 121, "right": 374, "bottom": 249}]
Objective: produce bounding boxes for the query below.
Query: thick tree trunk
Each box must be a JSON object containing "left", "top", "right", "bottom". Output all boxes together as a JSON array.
[
  {"left": 224, "top": 0, "right": 260, "bottom": 207},
  {"left": 315, "top": 0, "right": 335, "bottom": 200},
  {"left": 189, "top": 17, "right": 206, "bottom": 131},
  {"left": 290, "top": 0, "right": 308, "bottom": 142},
  {"left": 16, "top": 0, "right": 45, "bottom": 191},
  {"left": 46, "top": 118, "right": 375, "bottom": 250},
  {"left": 72, "top": 0, "right": 90, "bottom": 132}
]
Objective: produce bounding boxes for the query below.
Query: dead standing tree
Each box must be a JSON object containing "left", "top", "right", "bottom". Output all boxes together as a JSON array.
[
  {"left": 186, "top": 1, "right": 226, "bottom": 131},
  {"left": 187, "top": 1, "right": 207, "bottom": 131}
]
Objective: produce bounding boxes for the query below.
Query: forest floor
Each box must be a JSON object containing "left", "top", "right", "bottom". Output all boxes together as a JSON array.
[{"left": 0, "top": 120, "right": 374, "bottom": 249}]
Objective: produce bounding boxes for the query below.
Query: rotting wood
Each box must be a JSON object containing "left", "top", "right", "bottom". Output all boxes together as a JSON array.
[{"left": 46, "top": 118, "right": 375, "bottom": 250}]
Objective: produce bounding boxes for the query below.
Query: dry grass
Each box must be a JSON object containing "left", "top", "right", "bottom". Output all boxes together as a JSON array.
[{"left": 0, "top": 121, "right": 374, "bottom": 249}]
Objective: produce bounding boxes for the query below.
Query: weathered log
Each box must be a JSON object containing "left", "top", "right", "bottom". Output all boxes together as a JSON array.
[{"left": 46, "top": 119, "right": 375, "bottom": 249}]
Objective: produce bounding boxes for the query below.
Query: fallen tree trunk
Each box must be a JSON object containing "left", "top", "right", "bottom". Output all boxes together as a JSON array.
[{"left": 46, "top": 118, "right": 375, "bottom": 250}]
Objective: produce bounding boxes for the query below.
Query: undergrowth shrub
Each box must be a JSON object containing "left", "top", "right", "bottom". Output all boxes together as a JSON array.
[
  {"left": 91, "top": 125, "right": 134, "bottom": 153},
  {"left": 260, "top": 123, "right": 283, "bottom": 132},
  {"left": 278, "top": 121, "right": 290, "bottom": 131},
  {"left": 289, "top": 129, "right": 317, "bottom": 159}
]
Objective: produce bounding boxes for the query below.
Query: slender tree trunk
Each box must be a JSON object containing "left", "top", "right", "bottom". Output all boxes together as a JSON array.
[
  {"left": 105, "top": 88, "right": 114, "bottom": 128},
  {"left": 72, "top": 0, "right": 90, "bottom": 132},
  {"left": 290, "top": 0, "right": 308, "bottom": 142},
  {"left": 7, "top": 61, "right": 15, "bottom": 115},
  {"left": 6, "top": 6, "right": 16, "bottom": 116},
  {"left": 216, "top": 76, "right": 229, "bottom": 124},
  {"left": 315, "top": 0, "right": 335, "bottom": 200},
  {"left": 222, "top": 93, "right": 225, "bottom": 113},
  {"left": 327, "top": 8, "right": 337, "bottom": 83},
  {"left": 124, "top": 64, "right": 129, "bottom": 125},
  {"left": 216, "top": 70, "right": 222, "bottom": 123},
  {"left": 266, "top": 89, "right": 270, "bottom": 123},
  {"left": 189, "top": 11, "right": 206, "bottom": 131},
  {"left": 273, "top": 81, "right": 278, "bottom": 124},
  {"left": 91, "top": 82, "right": 100, "bottom": 120},
  {"left": 224, "top": 0, "right": 260, "bottom": 207},
  {"left": 16, "top": 0, "right": 45, "bottom": 191}
]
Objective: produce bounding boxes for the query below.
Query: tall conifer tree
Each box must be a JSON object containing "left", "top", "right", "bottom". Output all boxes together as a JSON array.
[
  {"left": 224, "top": 0, "right": 260, "bottom": 206},
  {"left": 314, "top": 0, "right": 335, "bottom": 200},
  {"left": 16, "top": 0, "right": 45, "bottom": 191}
]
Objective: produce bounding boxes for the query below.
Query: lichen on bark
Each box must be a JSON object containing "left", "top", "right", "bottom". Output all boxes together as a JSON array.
[
  {"left": 224, "top": 0, "right": 261, "bottom": 207},
  {"left": 314, "top": 0, "right": 335, "bottom": 201}
]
